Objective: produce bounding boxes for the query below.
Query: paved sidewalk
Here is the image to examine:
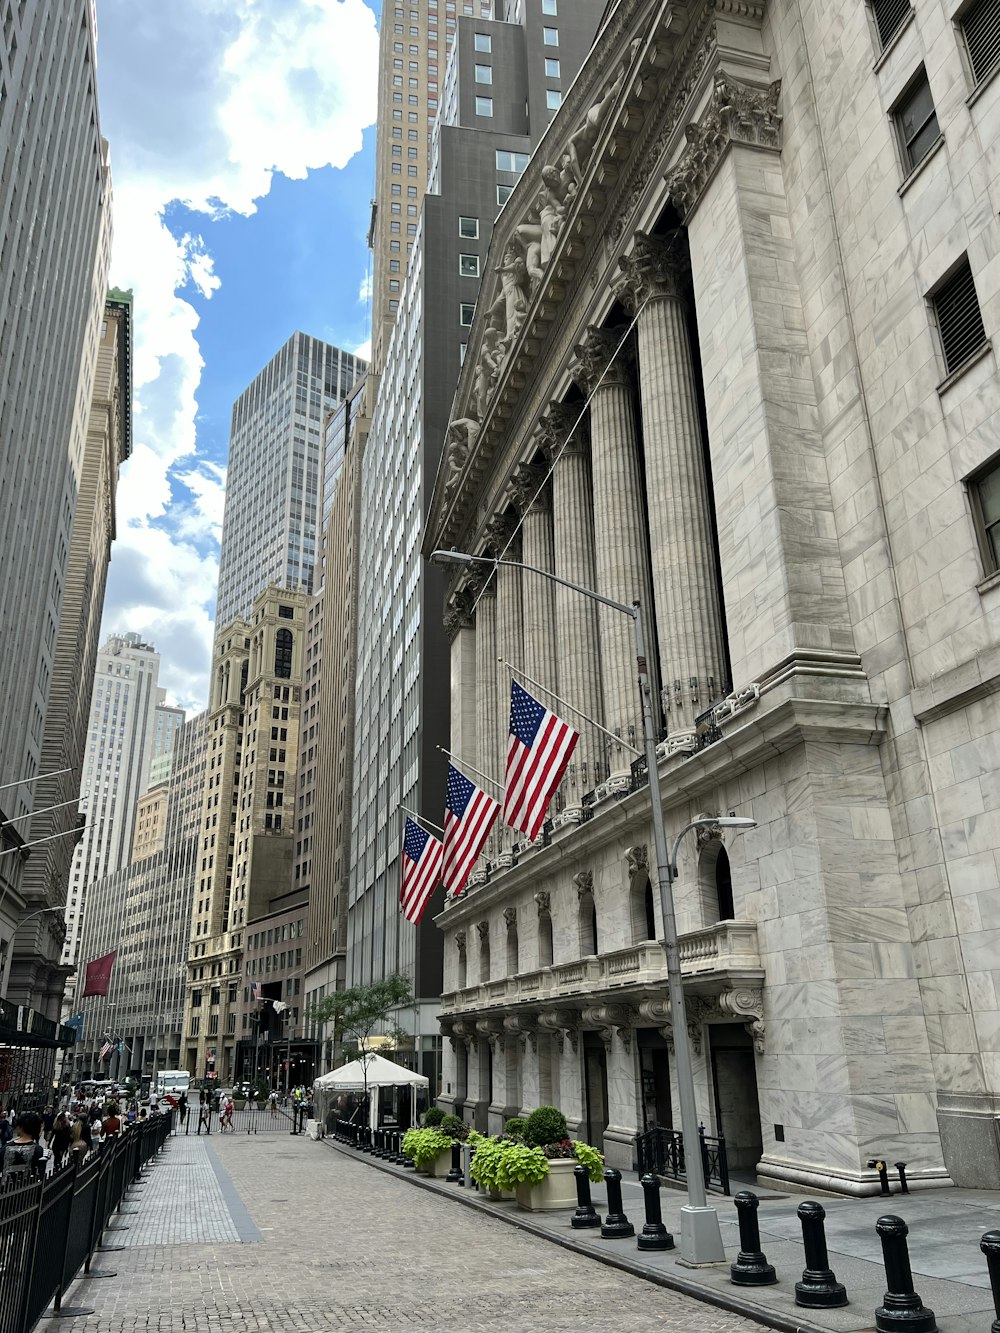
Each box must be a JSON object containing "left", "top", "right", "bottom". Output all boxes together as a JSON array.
[
  {"left": 319, "top": 1137, "right": 1000, "bottom": 1333},
  {"left": 51, "top": 1125, "right": 760, "bottom": 1332}
]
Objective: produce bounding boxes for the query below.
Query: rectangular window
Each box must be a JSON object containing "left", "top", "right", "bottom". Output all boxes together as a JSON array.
[
  {"left": 931, "top": 257, "right": 987, "bottom": 375},
  {"left": 543, "top": 25, "right": 558, "bottom": 45},
  {"left": 460, "top": 302, "right": 476, "bottom": 325},
  {"left": 544, "top": 57, "right": 560, "bottom": 77},
  {"left": 459, "top": 253, "right": 480, "bottom": 277},
  {"left": 542, "top": 0, "right": 557, "bottom": 11},
  {"left": 971, "top": 458, "right": 1000, "bottom": 575},
  {"left": 496, "top": 150, "right": 530, "bottom": 173},
  {"left": 961, "top": 0, "right": 999, "bottom": 84},
  {"left": 459, "top": 215, "right": 479, "bottom": 238},
  {"left": 893, "top": 69, "right": 940, "bottom": 172},
  {"left": 475, "top": 95, "right": 493, "bottom": 116},
  {"left": 497, "top": 183, "right": 513, "bottom": 206},
  {"left": 474, "top": 32, "right": 491, "bottom": 50},
  {"left": 870, "top": 0, "right": 910, "bottom": 47},
  {"left": 475, "top": 63, "right": 492, "bottom": 83},
  {"left": 546, "top": 88, "right": 562, "bottom": 110}
]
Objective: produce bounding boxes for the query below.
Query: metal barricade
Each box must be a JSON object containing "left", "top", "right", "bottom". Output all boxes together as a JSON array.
[{"left": 3, "top": 1171, "right": 44, "bottom": 1333}]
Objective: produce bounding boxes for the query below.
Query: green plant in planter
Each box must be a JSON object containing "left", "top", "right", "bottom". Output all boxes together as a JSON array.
[
  {"left": 523, "top": 1105, "right": 568, "bottom": 1148},
  {"left": 440, "top": 1113, "right": 469, "bottom": 1141},
  {"left": 423, "top": 1106, "right": 445, "bottom": 1126},
  {"left": 503, "top": 1116, "right": 527, "bottom": 1138},
  {"left": 401, "top": 1127, "right": 453, "bottom": 1168},
  {"left": 470, "top": 1136, "right": 549, "bottom": 1191},
  {"left": 571, "top": 1139, "right": 604, "bottom": 1183}
]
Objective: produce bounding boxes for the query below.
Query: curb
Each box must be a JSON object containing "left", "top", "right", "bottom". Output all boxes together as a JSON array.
[{"left": 316, "top": 1134, "right": 831, "bottom": 1333}]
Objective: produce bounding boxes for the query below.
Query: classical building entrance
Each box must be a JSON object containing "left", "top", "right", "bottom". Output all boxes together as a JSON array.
[
  {"left": 583, "top": 1031, "right": 609, "bottom": 1152},
  {"left": 709, "top": 1023, "right": 762, "bottom": 1173}
]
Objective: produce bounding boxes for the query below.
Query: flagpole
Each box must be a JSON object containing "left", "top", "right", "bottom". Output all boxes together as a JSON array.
[
  {"left": 0, "top": 817, "right": 103, "bottom": 859},
  {"left": 499, "top": 658, "right": 643, "bottom": 755},
  {"left": 434, "top": 747, "right": 504, "bottom": 795},
  {"left": 399, "top": 805, "right": 445, "bottom": 836}
]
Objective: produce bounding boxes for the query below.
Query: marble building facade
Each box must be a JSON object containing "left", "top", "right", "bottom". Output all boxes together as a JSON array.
[{"left": 423, "top": 0, "right": 1000, "bottom": 1193}]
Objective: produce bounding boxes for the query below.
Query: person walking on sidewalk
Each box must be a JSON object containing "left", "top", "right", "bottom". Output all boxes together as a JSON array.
[
  {"left": 51, "top": 1112, "right": 72, "bottom": 1168},
  {"left": 269, "top": 1090, "right": 278, "bottom": 1119},
  {"left": 1, "top": 1113, "right": 45, "bottom": 1178}
]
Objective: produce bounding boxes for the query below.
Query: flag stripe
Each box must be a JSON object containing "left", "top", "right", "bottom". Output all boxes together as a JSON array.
[
  {"left": 442, "top": 764, "right": 500, "bottom": 897},
  {"left": 502, "top": 682, "right": 580, "bottom": 842},
  {"left": 400, "top": 817, "right": 443, "bottom": 924}
]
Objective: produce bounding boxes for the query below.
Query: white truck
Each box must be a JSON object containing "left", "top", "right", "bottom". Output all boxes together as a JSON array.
[{"left": 152, "top": 1069, "right": 190, "bottom": 1101}]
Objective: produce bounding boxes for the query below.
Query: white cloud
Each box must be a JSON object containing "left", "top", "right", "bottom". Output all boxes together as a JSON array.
[
  {"left": 97, "top": 0, "right": 378, "bottom": 711},
  {"left": 358, "top": 272, "right": 373, "bottom": 304}
]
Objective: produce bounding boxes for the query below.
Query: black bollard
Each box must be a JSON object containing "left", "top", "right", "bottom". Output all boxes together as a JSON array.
[
  {"left": 867, "top": 1158, "right": 891, "bottom": 1196},
  {"left": 981, "top": 1231, "right": 1000, "bottom": 1333},
  {"left": 571, "top": 1163, "right": 600, "bottom": 1229},
  {"left": 795, "top": 1201, "right": 848, "bottom": 1308},
  {"left": 730, "top": 1191, "right": 775, "bottom": 1285},
  {"left": 894, "top": 1162, "right": 909, "bottom": 1195},
  {"left": 874, "top": 1215, "right": 937, "bottom": 1332},
  {"left": 446, "top": 1140, "right": 463, "bottom": 1183},
  {"left": 600, "top": 1168, "right": 634, "bottom": 1239},
  {"left": 636, "top": 1173, "right": 674, "bottom": 1251}
]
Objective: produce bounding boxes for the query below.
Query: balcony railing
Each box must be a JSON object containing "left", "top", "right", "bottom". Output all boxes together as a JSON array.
[{"left": 440, "top": 921, "right": 761, "bottom": 1014}]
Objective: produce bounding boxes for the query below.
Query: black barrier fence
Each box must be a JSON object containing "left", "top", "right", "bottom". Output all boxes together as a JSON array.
[
  {"left": 0, "top": 1112, "right": 172, "bottom": 1333},
  {"left": 188, "top": 1100, "right": 302, "bottom": 1135},
  {"left": 634, "top": 1124, "right": 730, "bottom": 1195}
]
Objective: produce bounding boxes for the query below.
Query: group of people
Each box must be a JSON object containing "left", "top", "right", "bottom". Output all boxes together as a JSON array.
[{"left": 0, "top": 1096, "right": 163, "bottom": 1178}]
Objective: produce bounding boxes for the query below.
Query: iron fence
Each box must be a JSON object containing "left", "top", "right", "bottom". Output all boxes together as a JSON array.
[
  {"left": 0, "top": 1111, "right": 172, "bottom": 1333},
  {"left": 634, "top": 1123, "right": 730, "bottom": 1196}
]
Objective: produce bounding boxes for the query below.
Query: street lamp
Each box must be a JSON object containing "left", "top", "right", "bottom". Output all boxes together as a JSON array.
[{"left": 430, "top": 547, "right": 756, "bottom": 1264}]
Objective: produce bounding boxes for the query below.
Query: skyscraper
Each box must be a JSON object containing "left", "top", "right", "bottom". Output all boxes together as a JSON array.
[
  {"left": 369, "top": 0, "right": 495, "bottom": 371},
  {"left": 0, "top": 0, "right": 114, "bottom": 1005},
  {"left": 214, "top": 334, "right": 365, "bottom": 628},
  {"left": 62, "top": 633, "right": 163, "bottom": 1003}
]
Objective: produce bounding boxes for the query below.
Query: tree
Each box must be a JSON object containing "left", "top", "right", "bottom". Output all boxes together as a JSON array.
[{"left": 309, "top": 974, "right": 413, "bottom": 1121}]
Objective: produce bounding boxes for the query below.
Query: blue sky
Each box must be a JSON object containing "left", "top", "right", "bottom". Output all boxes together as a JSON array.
[{"left": 94, "top": 0, "right": 380, "bottom": 711}]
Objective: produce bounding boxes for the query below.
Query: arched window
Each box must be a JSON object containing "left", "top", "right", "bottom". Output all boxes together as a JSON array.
[
  {"left": 274, "top": 628, "right": 293, "bottom": 679},
  {"left": 538, "top": 913, "right": 553, "bottom": 967},
  {"left": 715, "top": 846, "right": 734, "bottom": 921},
  {"left": 478, "top": 923, "right": 490, "bottom": 984},
  {"left": 630, "top": 872, "right": 657, "bottom": 944},
  {"left": 579, "top": 892, "right": 598, "bottom": 956},
  {"left": 457, "top": 940, "right": 467, "bottom": 990},
  {"left": 506, "top": 919, "right": 519, "bottom": 976},
  {"left": 698, "top": 840, "right": 736, "bottom": 924}
]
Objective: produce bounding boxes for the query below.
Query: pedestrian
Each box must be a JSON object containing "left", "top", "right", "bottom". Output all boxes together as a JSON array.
[
  {"left": 41, "top": 1104, "right": 55, "bottom": 1146},
  {"left": 103, "top": 1103, "right": 121, "bottom": 1138},
  {"left": 177, "top": 1091, "right": 188, "bottom": 1124},
  {"left": 220, "top": 1094, "right": 233, "bottom": 1132},
  {"left": 1, "top": 1113, "right": 46, "bottom": 1177},
  {"left": 51, "top": 1112, "right": 72, "bottom": 1168},
  {"left": 268, "top": 1090, "right": 278, "bottom": 1119},
  {"left": 70, "top": 1116, "right": 91, "bottom": 1158},
  {"left": 0, "top": 1108, "right": 12, "bottom": 1147}
]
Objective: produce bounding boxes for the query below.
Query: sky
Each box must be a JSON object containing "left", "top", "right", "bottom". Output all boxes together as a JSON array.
[{"left": 94, "top": 0, "right": 381, "bottom": 713}]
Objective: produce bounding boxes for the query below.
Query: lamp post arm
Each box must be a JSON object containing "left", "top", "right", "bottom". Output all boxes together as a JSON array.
[
  {"left": 433, "top": 550, "right": 637, "bottom": 619},
  {"left": 631, "top": 602, "right": 710, "bottom": 1213}
]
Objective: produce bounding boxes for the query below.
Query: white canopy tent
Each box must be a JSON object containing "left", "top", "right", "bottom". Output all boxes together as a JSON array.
[{"left": 314, "top": 1053, "right": 429, "bottom": 1132}]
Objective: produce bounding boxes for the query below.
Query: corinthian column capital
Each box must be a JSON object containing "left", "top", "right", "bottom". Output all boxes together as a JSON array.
[
  {"left": 613, "top": 229, "right": 690, "bottom": 314},
  {"left": 509, "top": 462, "right": 550, "bottom": 517},
  {"left": 570, "top": 326, "right": 634, "bottom": 395},
  {"left": 484, "top": 509, "right": 521, "bottom": 560},
  {"left": 444, "top": 586, "right": 476, "bottom": 639},
  {"left": 537, "top": 401, "right": 588, "bottom": 463}
]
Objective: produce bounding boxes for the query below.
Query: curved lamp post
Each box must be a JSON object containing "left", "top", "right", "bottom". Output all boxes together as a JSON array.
[{"left": 431, "top": 547, "right": 755, "bottom": 1263}]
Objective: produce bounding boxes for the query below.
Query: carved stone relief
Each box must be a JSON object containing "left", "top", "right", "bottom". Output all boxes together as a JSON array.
[
  {"left": 613, "top": 228, "right": 690, "bottom": 314},
  {"left": 625, "top": 844, "right": 648, "bottom": 877},
  {"left": 573, "top": 869, "right": 594, "bottom": 898}
]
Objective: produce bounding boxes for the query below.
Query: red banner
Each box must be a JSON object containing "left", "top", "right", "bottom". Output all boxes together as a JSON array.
[{"left": 82, "top": 950, "right": 117, "bottom": 997}]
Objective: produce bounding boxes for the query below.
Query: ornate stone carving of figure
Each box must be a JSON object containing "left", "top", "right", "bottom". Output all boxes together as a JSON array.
[
  {"left": 562, "top": 57, "right": 629, "bottom": 188},
  {"left": 515, "top": 165, "right": 569, "bottom": 286},
  {"left": 573, "top": 869, "right": 594, "bottom": 897},
  {"left": 441, "top": 416, "right": 481, "bottom": 504},
  {"left": 488, "top": 244, "right": 529, "bottom": 346},
  {"left": 473, "top": 325, "right": 503, "bottom": 421}
]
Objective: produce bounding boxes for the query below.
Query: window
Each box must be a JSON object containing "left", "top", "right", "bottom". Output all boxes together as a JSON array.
[
  {"left": 474, "top": 31, "right": 491, "bottom": 50},
  {"left": 546, "top": 88, "right": 561, "bottom": 110},
  {"left": 971, "top": 458, "right": 1000, "bottom": 575},
  {"left": 496, "top": 150, "right": 529, "bottom": 172},
  {"left": 869, "top": 0, "right": 910, "bottom": 47},
  {"left": 460, "top": 302, "right": 476, "bottom": 325},
  {"left": 544, "top": 57, "right": 560, "bottom": 77},
  {"left": 931, "top": 257, "right": 987, "bottom": 375},
  {"left": 542, "top": 0, "right": 557, "bottom": 11},
  {"left": 893, "top": 69, "right": 940, "bottom": 172},
  {"left": 475, "top": 95, "right": 493, "bottom": 116},
  {"left": 543, "top": 25, "right": 558, "bottom": 44},
  {"left": 961, "top": 0, "right": 999, "bottom": 84},
  {"left": 278, "top": 604, "right": 293, "bottom": 619},
  {"left": 475, "top": 63, "right": 492, "bottom": 83},
  {"left": 497, "top": 184, "right": 514, "bottom": 206},
  {"left": 459, "top": 215, "right": 479, "bottom": 238},
  {"left": 459, "top": 253, "right": 480, "bottom": 277},
  {"left": 274, "top": 628, "right": 293, "bottom": 678}
]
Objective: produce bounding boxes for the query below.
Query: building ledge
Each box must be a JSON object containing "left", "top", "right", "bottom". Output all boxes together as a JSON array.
[{"left": 911, "top": 643, "right": 1000, "bottom": 722}]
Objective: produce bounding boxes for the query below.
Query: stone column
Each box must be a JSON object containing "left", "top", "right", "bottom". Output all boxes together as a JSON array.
[
  {"left": 519, "top": 1031, "right": 541, "bottom": 1115},
  {"left": 571, "top": 327, "right": 656, "bottom": 786},
  {"left": 510, "top": 464, "right": 558, "bottom": 705},
  {"left": 583, "top": 1006, "right": 641, "bottom": 1171},
  {"left": 614, "top": 230, "right": 726, "bottom": 746},
  {"left": 473, "top": 572, "right": 499, "bottom": 872},
  {"left": 445, "top": 587, "right": 476, "bottom": 769},
  {"left": 538, "top": 403, "right": 604, "bottom": 816},
  {"left": 439, "top": 1029, "right": 460, "bottom": 1116},
  {"left": 487, "top": 513, "right": 523, "bottom": 865}
]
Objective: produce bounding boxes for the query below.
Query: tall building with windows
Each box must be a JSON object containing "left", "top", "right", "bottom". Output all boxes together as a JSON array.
[
  {"left": 369, "top": 0, "right": 495, "bottom": 372},
  {"left": 214, "top": 334, "right": 365, "bottom": 628},
  {"left": 62, "top": 634, "right": 163, "bottom": 1006},
  {"left": 351, "top": 2, "right": 605, "bottom": 1087},
  {"left": 0, "top": 0, "right": 113, "bottom": 1011}
]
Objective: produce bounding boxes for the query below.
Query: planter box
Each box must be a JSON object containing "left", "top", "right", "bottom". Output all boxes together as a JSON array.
[
  {"left": 488, "top": 1186, "right": 516, "bottom": 1201},
  {"left": 423, "top": 1150, "right": 454, "bottom": 1178},
  {"left": 515, "top": 1158, "right": 578, "bottom": 1212}
]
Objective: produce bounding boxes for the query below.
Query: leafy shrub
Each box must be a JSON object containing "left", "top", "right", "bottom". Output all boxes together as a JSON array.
[
  {"left": 469, "top": 1136, "right": 549, "bottom": 1191},
  {"left": 440, "top": 1113, "right": 469, "bottom": 1141},
  {"left": 423, "top": 1106, "right": 445, "bottom": 1126},
  {"left": 503, "top": 1117, "right": 527, "bottom": 1138},
  {"left": 401, "top": 1127, "right": 452, "bottom": 1167},
  {"left": 571, "top": 1139, "right": 605, "bottom": 1183},
  {"left": 523, "top": 1105, "right": 568, "bottom": 1148}
]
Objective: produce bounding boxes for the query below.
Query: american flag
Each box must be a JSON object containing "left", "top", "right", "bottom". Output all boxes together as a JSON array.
[
  {"left": 250, "top": 981, "right": 261, "bottom": 1000},
  {"left": 399, "top": 817, "right": 443, "bottom": 924},
  {"left": 443, "top": 764, "right": 500, "bottom": 898},
  {"left": 98, "top": 1037, "right": 113, "bottom": 1062},
  {"left": 503, "top": 680, "right": 580, "bottom": 842}
]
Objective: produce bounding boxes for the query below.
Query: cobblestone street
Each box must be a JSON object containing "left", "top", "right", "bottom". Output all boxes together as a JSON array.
[{"left": 52, "top": 1129, "right": 760, "bottom": 1332}]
